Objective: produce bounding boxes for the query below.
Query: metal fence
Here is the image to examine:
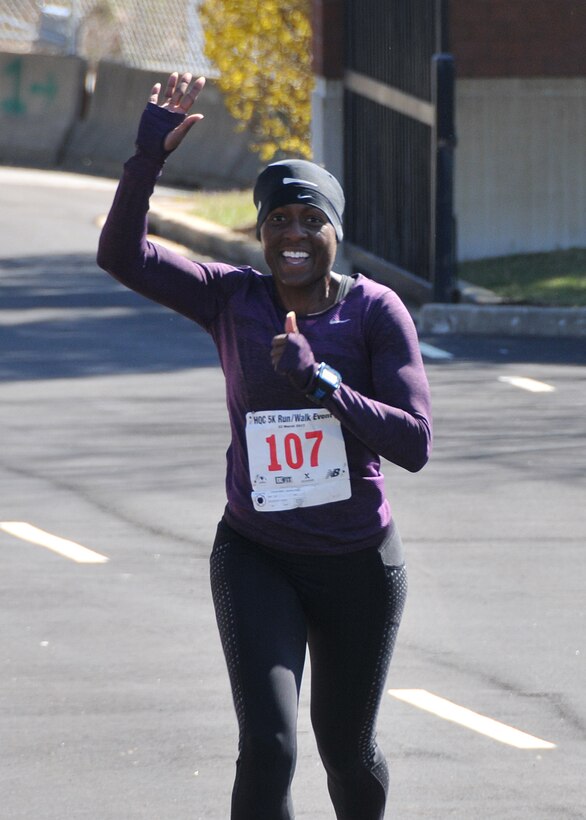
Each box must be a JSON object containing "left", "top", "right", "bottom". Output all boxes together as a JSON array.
[
  {"left": 0, "top": 0, "right": 212, "bottom": 73},
  {"left": 343, "top": 0, "right": 456, "bottom": 302}
]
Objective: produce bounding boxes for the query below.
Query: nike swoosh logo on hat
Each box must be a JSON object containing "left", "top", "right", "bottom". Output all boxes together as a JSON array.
[
  {"left": 329, "top": 318, "right": 351, "bottom": 324},
  {"left": 283, "top": 177, "right": 318, "bottom": 187}
]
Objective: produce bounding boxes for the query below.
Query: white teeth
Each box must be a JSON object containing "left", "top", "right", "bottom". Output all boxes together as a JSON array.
[{"left": 282, "top": 251, "right": 309, "bottom": 258}]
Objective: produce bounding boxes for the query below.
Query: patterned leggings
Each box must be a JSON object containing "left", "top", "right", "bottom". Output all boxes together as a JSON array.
[{"left": 209, "top": 518, "right": 408, "bottom": 820}]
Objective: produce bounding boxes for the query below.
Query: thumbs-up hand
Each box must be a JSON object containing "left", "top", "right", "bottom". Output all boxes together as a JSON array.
[
  {"left": 270, "top": 311, "right": 317, "bottom": 392},
  {"left": 270, "top": 311, "right": 299, "bottom": 370},
  {"left": 284, "top": 311, "right": 298, "bottom": 334}
]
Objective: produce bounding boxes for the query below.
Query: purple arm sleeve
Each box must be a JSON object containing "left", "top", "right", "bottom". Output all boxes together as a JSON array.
[
  {"left": 324, "top": 295, "right": 432, "bottom": 473},
  {"left": 274, "top": 295, "right": 432, "bottom": 473},
  {"left": 97, "top": 107, "right": 242, "bottom": 329}
]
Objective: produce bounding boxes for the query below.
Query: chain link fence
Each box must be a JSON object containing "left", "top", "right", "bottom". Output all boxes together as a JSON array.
[{"left": 0, "top": 0, "right": 213, "bottom": 73}]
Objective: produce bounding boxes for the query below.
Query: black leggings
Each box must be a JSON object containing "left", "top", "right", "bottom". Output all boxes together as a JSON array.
[{"left": 209, "top": 519, "right": 408, "bottom": 820}]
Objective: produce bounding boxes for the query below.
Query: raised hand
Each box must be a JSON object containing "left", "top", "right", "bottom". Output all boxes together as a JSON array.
[
  {"left": 149, "top": 72, "right": 206, "bottom": 153},
  {"left": 271, "top": 312, "right": 299, "bottom": 370},
  {"left": 270, "top": 311, "right": 317, "bottom": 392}
]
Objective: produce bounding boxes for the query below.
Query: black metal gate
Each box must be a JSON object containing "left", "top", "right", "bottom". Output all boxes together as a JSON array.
[{"left": 343, "top": 0, "right": 455, "bottom": 303}]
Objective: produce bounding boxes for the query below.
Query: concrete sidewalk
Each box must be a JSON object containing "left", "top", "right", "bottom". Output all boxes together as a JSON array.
[{"left": 148, "top": 204, "right": 586, "bottom": 339}]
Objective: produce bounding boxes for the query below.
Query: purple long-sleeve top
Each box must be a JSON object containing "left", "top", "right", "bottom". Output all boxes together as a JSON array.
[{"left": 97, "top": 111, "right": 432, "bottom": 555}]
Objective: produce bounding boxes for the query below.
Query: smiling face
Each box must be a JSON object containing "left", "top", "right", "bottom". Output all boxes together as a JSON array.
[{"left": 260, "top": 203, "right": 338, "bottom": 298}]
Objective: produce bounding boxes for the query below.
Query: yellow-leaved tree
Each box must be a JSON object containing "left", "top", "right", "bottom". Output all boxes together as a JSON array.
[{"left": 199, "top": 0, "right": 313, "bottom": 161}]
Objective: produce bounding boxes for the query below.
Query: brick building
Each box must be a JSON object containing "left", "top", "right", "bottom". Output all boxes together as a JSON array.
[
  {"left": 312, "top": 1, "right": 586, "bottom": 263},
  {"left": 451, "top": 0, "right": 586, "bottom": 79}
]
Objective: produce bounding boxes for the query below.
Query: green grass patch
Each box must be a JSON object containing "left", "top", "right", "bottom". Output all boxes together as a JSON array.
[
  {"left": 186, "top": 188, "right": 256, "bottom": 231},
  {"left": 180, "top": 189, "right": 586, "bottom": 308},
  {"left": 459, "top": 247, "right": 586, "bottom": 307}
]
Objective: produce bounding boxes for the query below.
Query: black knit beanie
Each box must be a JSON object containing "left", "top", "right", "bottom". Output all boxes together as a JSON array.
[{"left": 253, "top": 159, "right": 345, "bottom": 241}]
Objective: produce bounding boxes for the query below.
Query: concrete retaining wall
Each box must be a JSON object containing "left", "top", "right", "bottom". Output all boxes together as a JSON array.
[
  {"left": 0, "top": 53, "right": 261, "bottom": 188},
  {"left": 3, "top": 52, "right": 586, "bottom": 261},
  {"left": 63, "top": 61, "right": 261, "bottom": 187},
  {"left": 0, "top": 52, "right": 86, "bottom": 167}
]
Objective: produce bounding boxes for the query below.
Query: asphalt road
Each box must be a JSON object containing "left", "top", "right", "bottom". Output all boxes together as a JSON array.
[{"left": 1, "top": 168, "right": 585, "bottom": 819}]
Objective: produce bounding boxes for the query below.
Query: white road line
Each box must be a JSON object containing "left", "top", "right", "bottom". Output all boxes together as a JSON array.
[
  {"left": 498, "top": 376, "right": 556, "bottom": 393},
  {"left": 0, "top": 522, "right": 109, "bottom": 564},
  {"left": 419, "top": 342, "right": 454, "bottom": 361},
  {"left": 388, "top": 689, "right": 556, "bottom": 750}
]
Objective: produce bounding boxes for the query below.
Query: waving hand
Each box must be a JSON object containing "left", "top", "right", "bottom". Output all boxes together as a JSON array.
[{"left": 149, "top": 72, "right": 206, "bottom": 153}]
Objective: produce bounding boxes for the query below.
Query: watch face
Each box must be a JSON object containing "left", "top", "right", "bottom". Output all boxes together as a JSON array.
[{"left": 321, "top": 366, "right": 340, "bottom": 389}]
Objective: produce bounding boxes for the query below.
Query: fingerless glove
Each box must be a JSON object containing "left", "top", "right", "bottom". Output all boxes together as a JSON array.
[
  {"left": 274, "top": 332, "right": 317, "bottom": 392},
  {"left": 135, "top": 103, "right": 186, "bottom": 161}
]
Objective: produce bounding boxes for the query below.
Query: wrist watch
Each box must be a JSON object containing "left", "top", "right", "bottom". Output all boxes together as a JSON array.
[{"left": 306, "top": 362, "right": 342, "bottom": 403}]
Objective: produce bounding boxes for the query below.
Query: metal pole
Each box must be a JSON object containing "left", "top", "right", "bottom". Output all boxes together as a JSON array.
[
  {"left": 431, "top": 51, "right": 457, "bottom": 303},
  {"left": 436, "top": 0, "right": 451, "bottom": 53}
]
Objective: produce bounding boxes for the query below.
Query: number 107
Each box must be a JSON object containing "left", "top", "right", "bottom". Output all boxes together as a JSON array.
[{"left": 266, "top": 431, "right": 323, "bottom": 472}]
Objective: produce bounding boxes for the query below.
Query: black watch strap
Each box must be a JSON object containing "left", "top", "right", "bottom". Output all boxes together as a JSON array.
[{"left": 306, "top": 362, "right": 342, "bottom": 403}]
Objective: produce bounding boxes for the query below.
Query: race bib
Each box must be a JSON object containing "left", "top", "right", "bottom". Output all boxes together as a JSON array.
[{"left": 245, "top": 408, "right": 351, "bottom": 512}]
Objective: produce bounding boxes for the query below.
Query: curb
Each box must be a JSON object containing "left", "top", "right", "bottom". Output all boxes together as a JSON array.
[
  {"left": 418, "top": 303, "right": 586, "bottom": 339},
  {"left": 148, "top": 207, "right": 586, "bottom": 339},
  {"left": 148, "top": 207, "right": 270, "bottom": 274}
]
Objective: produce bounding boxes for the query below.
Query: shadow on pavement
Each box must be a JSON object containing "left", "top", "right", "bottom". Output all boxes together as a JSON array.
[
  {"left": 3, "top": 253, "right": 585, "bottom": 385},
  {"left": 0, "top": 253, "right": 220, "bottom": 382},
  {"left": 421, "top": 333, "right": 586, "bottom": 366}
]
